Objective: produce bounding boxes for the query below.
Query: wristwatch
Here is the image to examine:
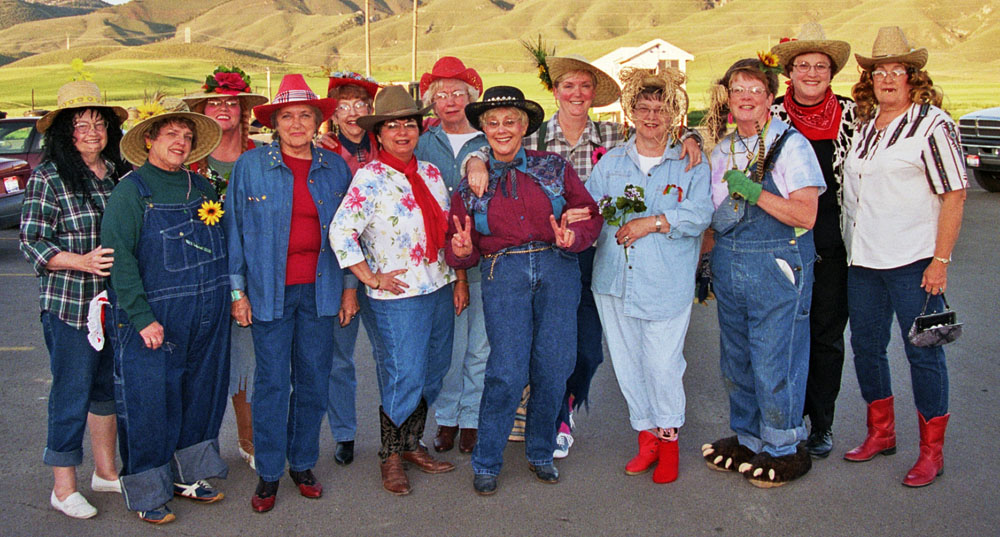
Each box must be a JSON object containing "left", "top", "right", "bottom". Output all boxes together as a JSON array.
[
  {"left": 231, "top": 289, "right": 244, "bottom": 302},
  {"left": 655, "top": 216, "right": 663, "bottom": 232}
]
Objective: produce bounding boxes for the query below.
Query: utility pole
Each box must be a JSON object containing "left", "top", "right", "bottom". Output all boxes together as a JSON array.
[
  {"left": 364, "top": 0, "right": 371, "bottom": 77},
  {"left": 411, "top": 0, "right": 418, "bottom": 82}
]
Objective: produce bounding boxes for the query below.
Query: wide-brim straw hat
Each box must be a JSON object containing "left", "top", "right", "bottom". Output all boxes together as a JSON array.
[
  {"left": 545, "top": 55, "right": 621, "bottom": 108},
  {"left": 120, "top": 97, "right": 222, "bottom": 167},
  {"left": 356, "top": 85, "right": 432, "bottom": 132},
  {"left": 36, "top": 81, "right": 128, "bottom": 133},
  {"left": 465, "top": 85, "right": 545, "bottom": 137},
  {"left": 252, "top": 74, "right": 338, "bottom": 129},
  {"left": 855, "top": 26, "right": 928, "bottom": 70},
  {"left": 771, "top": 22, "right": 852, "bottom": 76},
  {"left": 328, "top": 71, "right": 381, "bottom": 99}
]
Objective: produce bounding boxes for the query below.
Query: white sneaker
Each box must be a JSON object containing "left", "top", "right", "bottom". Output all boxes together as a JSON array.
[
  {"left": 91, "top": 472, "right": 121, "bottom": 493},
  {"left": 553, "top": 432, "right": 574, "bottom": 459},
  {"left": 50, "top": 490, "right": 97, "bottom": 519}
]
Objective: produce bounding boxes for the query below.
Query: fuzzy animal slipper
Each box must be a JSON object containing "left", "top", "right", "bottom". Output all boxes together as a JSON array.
[
  {"left": 738, "top": 445, "right": 812, "bottom": 488},
  {"left": 702, "top": 436, "right": 756, "bottom": 473}
]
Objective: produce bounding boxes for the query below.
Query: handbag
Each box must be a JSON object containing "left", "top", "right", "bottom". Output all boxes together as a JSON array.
[{"left": 907, "top": 292, "right": 962, "bottom": 347}]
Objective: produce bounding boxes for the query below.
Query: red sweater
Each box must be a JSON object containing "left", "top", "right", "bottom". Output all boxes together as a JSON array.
[{"left": 283, "top": 153, "right": 321, "bottom": 285}]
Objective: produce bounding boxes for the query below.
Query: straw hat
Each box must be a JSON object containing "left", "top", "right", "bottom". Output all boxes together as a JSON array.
[
  {"left": 36, "top": 81, "right": 128, "bottom": 133},
  {"left": 545, "top": 55, "right": 621, "bottom": 107},
  {"left": 356, "top": 86, "right": 432, "bottom": 132},
  {"left": 465, "top": 86, "right": 545, "bottom": 136},
  {"left": 771, "top": 22, "right": 852, "bottom": 76},
  {"left": 855, "top": 26, "right": 928, "bottom": 70},
  {"left": 328, "top": 71, "right": 381, "bottom": 99},
  {"left": 120, "top": 97, "right": 222, "bottom": 167},
  {"left": 419, "top": 57, "right": 484, "bottom": 96},
  {"left": 182, "top": 66, "right": 268, "bottom": 111},
  {"left": 252, "top": 74, "right": 338, "bottom": 129},
  {"left": 618, "top": 67, "right": 688, "bottom": 128}
]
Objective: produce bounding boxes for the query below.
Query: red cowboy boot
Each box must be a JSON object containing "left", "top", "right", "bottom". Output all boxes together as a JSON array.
[
  {"left": 903, "top": 413, "right": 949, "bottom": 487},
  {"left": 844, "top": 396, "right": 897, "bottom": 462}
]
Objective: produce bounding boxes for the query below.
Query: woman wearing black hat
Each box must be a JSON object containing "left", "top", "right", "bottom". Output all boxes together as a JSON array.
[{"left": 446, "top": 86, "right": 601, "bottom": 495}]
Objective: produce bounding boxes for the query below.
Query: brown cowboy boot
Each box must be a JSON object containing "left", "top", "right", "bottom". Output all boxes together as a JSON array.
[
  {"left": 401, "top": 399, "right": 455, "bottom": 474},
  {"left": 378, "top": 407, "right": 411, "bottom": 495}
]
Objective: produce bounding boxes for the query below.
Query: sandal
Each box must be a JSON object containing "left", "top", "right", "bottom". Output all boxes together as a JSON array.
[
  {"left": 238, "top": 439, "right": 256, "bottom": 470},
  {"left": 702, "top": 436, "right": 755, "bottom": 473},
  {"left": 738, "top": 445, "right": 812, "bottom": 488}
]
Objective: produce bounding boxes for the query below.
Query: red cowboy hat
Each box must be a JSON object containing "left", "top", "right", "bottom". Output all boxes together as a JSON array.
[
  {"left": 419, "top": 56, "right": 484, "bottom": 96},
  {"left": 253, "top": 74, "right": 338, "bottom": 129},
  {"left": 327, "top": 72, "right": 381, "bottom": 99}
]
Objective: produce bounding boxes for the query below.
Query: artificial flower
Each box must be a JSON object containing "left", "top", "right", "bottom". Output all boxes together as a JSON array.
[{"left": 198, "top": 200, "right": 224, "bottom": 226}]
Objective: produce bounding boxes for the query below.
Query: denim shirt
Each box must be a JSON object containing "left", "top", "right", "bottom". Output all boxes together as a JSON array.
[
  {"left": 586, "top": 139, "right": 713, "bottom": 320},
  {"left": 226, "top": 141, "right": 353, "bottom": 321}
]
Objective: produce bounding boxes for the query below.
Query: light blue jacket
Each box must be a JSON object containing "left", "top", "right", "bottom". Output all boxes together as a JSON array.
[
  {"left": 586, "top": 138, "right": 713, "bottom": 320},
  {"left": 226, "top": 142, "right": 353, "bottom": 321}
]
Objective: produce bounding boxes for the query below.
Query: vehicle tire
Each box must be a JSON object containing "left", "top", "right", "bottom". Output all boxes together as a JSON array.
[{"left": 970, "top": 169, "right": 1000, "bottom": 192}]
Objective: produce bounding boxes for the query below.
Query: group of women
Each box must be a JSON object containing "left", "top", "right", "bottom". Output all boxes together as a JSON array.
[{"left": 19, "top": 23, "right": 966, "bottom": 524}]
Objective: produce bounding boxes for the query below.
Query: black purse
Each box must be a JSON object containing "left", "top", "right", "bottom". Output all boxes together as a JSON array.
[{"left": 907, "top": 293, "right": 962, "bottom": 347}]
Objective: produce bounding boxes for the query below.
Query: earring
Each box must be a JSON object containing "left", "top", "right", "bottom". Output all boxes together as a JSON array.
[{"left": 145, "top": 142, "right": 151, "bottom": 149}]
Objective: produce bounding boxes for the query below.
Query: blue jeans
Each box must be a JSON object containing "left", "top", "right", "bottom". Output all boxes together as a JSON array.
[
  {"left": 40, "top": 312, "right": 115, "bottom": 467},
  {"left": 847, "top": 259, "right": 948, "bottom": 418},
  {"left": 251, "top": 283, "right": 335, "bottom": 482},
  {"left": 558, "top": 246, "right": 603, "bottom": 428},
  {"left": 368, "top": 285, "right": 454, "bottom": 426},
  {"left": 473, "top": 245, "right": 580, "bottom": 476},
  {"left": 434, "top": 281, "right": 490, "bottom": 429},
  {"left": 326, "top": 300, "right": 360, "bottom": 443}
]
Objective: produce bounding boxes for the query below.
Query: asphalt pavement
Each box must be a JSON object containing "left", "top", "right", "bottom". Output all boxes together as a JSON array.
[{"left": 1, "top": 184, "right": 997, "bottom": 537}]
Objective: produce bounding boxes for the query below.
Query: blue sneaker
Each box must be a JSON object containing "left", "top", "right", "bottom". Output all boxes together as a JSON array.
[
  {"left": 138, "top": 504, "right": 175, "bottom": 525},
  {"left": 173, "top": 480, "right": 224, "bottom": 503}
]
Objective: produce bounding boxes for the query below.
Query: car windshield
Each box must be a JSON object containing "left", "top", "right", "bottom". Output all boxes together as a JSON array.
[{"left": 0, "top": 121, "right": 42, "bottom": 155}]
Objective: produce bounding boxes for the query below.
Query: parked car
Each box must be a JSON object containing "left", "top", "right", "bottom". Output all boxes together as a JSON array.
[
  {"left": 0, "top": 117, "right": 44, "bottom": 172},
  {"left": 958, "top": 107, "right": 1000, "bottom": 192},
  {"left": 0, "top": 157, "right": 31, "bottom": 228}
]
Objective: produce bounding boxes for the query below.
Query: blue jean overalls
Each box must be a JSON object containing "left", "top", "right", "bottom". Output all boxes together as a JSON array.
[
  {"left": 108, "top": 171, "right": 230, "bottom": 511},
  {"left": 710, "top": 143, "right": 815, "bottom": 458}
]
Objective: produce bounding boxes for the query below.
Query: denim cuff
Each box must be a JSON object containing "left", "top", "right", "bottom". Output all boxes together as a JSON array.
[
  {"left": 43, "top": 446, "right": 83, "bottom": 467},
  {"left": 526, "top": 456, "right": 554, "bottom": 467},
  {"left": 120, "top": 463, "right": 173, "bottom": 511},
  {"left": 88, "top": 399, "right": 116, "bottom": 416},
  {"left": 171, "top": 438, "right": 228, "bottom": 484}
]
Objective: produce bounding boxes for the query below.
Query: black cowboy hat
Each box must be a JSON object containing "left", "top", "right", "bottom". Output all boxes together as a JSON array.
[{"left": 464, "top": 86, "right": 545, "bottom": 136}]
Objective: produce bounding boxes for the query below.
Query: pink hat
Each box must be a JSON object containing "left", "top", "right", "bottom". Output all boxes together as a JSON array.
[
  {"left": 419, "top": 57, "right": 483, "bottom": 96},
  {"left": 253, "top": 74, "right": 337, "bottom": 129}
]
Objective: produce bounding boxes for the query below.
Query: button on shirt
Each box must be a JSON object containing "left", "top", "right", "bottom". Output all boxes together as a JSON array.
[
  {"left": 842, "top": 103, "right": 967, "bottom": 269},
  {"left": 586, "top": 140, "right": 713, "bottom": 319}
]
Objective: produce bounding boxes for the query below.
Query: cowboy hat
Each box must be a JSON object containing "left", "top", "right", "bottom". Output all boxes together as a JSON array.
[
  {"left": 252, "top": 74, "right": 338, "bottom": 129},
  {"left": 464, "top": 86, "right": 545, "bottom": 136},
  {"left": 419, "top": 56, "right": 484, "bottom": 97},
  {"left": 356, "top": 85, "right": 432, "bottom": 132},
  {"left": 855, "top": 26, "right": 928, "bottom": 70},
  {"left": 771, "top": 22, "right": 852, "bottom": 76},
  {"left": 328, "top": 71, "right": 380, "bottom": 99},
  {"left": 120, "top": 97, "right": 222, "bottom": 167},
  {"left": 36, "top": 81, "right": 128, "bottom": 133},
  {"left": 182, "top": 66, "right": 269, "bottom": 110},
  {"left": 545, "top": 55, "right": 621, "bottom": 108}
]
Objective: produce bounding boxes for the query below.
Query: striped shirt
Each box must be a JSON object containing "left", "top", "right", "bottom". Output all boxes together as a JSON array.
[
  {"left": 842, "top": 103, "right": 967, "bottom": 269},
  {"left": 19, "top": 160, "right": 117, "bottom": 328}
]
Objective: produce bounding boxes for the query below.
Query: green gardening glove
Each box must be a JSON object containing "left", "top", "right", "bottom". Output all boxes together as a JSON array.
[{"left": 723, "top": 169, "right": 762, "bottom": 205}]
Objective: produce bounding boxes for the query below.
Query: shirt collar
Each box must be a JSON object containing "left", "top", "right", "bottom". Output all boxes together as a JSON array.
[
  {"left": 264, "top": 141, "right": 329, "bottom": 170},
  {"left": 550, "top": 111, "right": 602, "bottom": 147}
]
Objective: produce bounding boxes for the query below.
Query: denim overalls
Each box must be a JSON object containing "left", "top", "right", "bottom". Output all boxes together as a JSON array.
[
  {"left": 108, "top": 172, "right": 230, "bottom": 512},
  {"left": 710, "top": 149, "right": 815, "bottom": 458}
]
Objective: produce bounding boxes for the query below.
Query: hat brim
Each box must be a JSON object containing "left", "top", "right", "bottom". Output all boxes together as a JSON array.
[
  {"left": 855, "top": 48, "right": 928, "bottom": 70},
  {"left": 465, "top": 99, "right": 546, "bottom": 137},
  {"left": 356, "top": 104, "right": 433, "bottom": 132},
  {"left": 182, "top": 91, "right": 270, "bottom": 111},
  {"left": 36, "top": 103, "right": 129, "bottom": 134},
  {"left": 419, "top": 69, "right": 484, "bottom": 96},
  {"left": 771, "top": 39, "right": 852, "bottom": 76},
  {"left": 120, "top": 111, "right": 223, "bottom": 167},
  {"left": 328, "top": 78, "right": 380, "bottom": 99},
  {"left": 545, "top": 56, "right": 621, "bottom": 107},
  {"left": 252, "top": 98, "right": 339, "bottom": 129}
]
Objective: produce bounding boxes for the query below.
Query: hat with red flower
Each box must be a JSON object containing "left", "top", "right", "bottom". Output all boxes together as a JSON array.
[{"left": 182, "top": 66, "right": 269, "bottom": 110}]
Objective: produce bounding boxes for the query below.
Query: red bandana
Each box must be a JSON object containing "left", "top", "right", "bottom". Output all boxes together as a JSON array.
[
  {"left": 782, "top": 86, "right": 842, "bottom": 141},
  {"left": 377, "top": 150, "right": 447, "bottom": 262}
]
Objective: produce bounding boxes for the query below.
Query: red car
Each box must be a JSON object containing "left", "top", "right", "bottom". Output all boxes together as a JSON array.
[
  {"left": 0, "top": 117, "right": 44, "bottom": 171},
  {"left": 0, "top": 156, "right": 31, "bottom": 228}
]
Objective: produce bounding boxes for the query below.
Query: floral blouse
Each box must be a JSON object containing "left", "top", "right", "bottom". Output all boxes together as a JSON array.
[{"left": 329, "top": 159, "right": 454, "bottom": 299}]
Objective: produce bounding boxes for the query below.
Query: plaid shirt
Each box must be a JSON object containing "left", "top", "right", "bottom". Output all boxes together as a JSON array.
[
  {"left": 19, "top": 160, "right": 117, "bottom": 329},
  {"left": 523, "top": 113, "right": 626, "bottom": 183}
]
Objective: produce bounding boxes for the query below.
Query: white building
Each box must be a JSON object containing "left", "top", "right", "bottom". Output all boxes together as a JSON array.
[{"left": 591, "top": 39, "right": 695, "bottom": 119}]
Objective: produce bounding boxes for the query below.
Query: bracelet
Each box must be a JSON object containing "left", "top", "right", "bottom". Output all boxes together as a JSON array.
[
  {"left": 933, "top": 256, "right": 951, "bottom": 265},
  {"left": 456, "top": 279, "right": 468, "bottom": 283},
  {"left": 370, "top": 275, "right": 381, "bottom": 289}
]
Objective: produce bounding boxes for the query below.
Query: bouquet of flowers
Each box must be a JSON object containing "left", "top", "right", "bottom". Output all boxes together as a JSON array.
[{"left": 597, "top": 184, "right": 647, "bottom": 261}]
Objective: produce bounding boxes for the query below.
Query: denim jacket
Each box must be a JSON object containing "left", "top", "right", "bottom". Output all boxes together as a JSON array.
[
  {"left": 586, "top": 139, "right": 713, "bottom": 320},
  {"left": 226, "top": 141, "right": 353, "bottom": 321}
]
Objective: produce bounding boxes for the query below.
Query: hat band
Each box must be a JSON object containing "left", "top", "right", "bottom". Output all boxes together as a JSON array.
[
  {"left": 272, "top": 89, "right": 321, "bottom": 104},
  {"left": 484, "top": 96, "right": 520, "bottom": 103},
  {"left": 60, "top": 95, "right": 102, "bottom": 109}
]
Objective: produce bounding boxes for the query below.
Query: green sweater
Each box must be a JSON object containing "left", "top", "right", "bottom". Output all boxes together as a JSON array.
[{"left": 101, "top": 162, "right": 217, "bottom": 331}]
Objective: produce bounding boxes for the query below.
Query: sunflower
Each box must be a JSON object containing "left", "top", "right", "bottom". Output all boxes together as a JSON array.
[
  {"left": 198, "top": 200, "right": 224, "bottom": 226},
  {"left": 135, "top": 102, "right": 167, "bottom": 121},
  {"left": 756, "top": 51, "right": 783, "bottom": 75}
]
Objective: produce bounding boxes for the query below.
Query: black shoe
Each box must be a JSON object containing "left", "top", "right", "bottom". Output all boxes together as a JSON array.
[
  {"left": 528, "top": 463, "right": 559, "bottom": 484},
  {"left": 334, "top": 441, "right": 355, "bottom": 466},
  {"left": 473, "top": 474, "right": 498, "bottom": 496},
  {"left": 805, "top": 429, "right": 834, "bottom": 459}
]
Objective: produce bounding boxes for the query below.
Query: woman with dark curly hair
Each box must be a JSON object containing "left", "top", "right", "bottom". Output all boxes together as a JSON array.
[
  {"left": 19, "top": 81, "right": 129, "bottom": 519},
  {"left": 840, "top": 27, "right": 966, "bottom": 488}
]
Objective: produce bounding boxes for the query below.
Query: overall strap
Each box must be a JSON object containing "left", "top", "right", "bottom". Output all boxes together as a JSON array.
[
  {"left": 125, "top": 171, "right": 153, "bottom": 201},
  {"left": 535, "top": 119, "right": 548, "bottom": 152}
]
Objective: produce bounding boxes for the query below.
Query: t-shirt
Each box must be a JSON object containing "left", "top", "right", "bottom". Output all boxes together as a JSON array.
[
  {"left": 283, "top": 153, "right": 321, "bottom": 285},
  {"left": 447, "top": 131, "right": 480, "bottom": 159}
]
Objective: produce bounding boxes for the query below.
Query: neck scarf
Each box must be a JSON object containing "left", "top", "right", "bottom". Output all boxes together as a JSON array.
[
  {"left": 782, "top": 86, "right": 842, "bottom": 141},
  {"left": 339, "top": 132, "right": 371, "bottom": 163},
  {"left": 377, "top": 149, "right": 446, "bottom": 262}
]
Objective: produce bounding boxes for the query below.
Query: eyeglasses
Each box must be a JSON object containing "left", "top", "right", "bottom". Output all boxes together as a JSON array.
[
  {"left": 872, "top": 68, "right": 908, "bottom": 80},
  {"left": 633, "top": 105, "right": 668, "bottom": 117},
  {"left": 791, "top": 62, "right": 831, "bottom": 74},
  {"left": 729, "top": 86, "right": 768, "bottom": 96},
  {"left": 73, "top": 121, "right": 107, "bottom": 133},
  {"left": 336, "top": 101, "right": 371, "bottom": 114},
  {"left": 382, "top": 120, "right": 419, "bottom": 132},
  {"left": 483, "top": 118, "right": 522, "bottom": 130},
  {"left": 432, "top": 90, "right": 468, "bottom": 102},
  {"left": 205, "top": 99, "right": 241, "bottom": 108}
]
